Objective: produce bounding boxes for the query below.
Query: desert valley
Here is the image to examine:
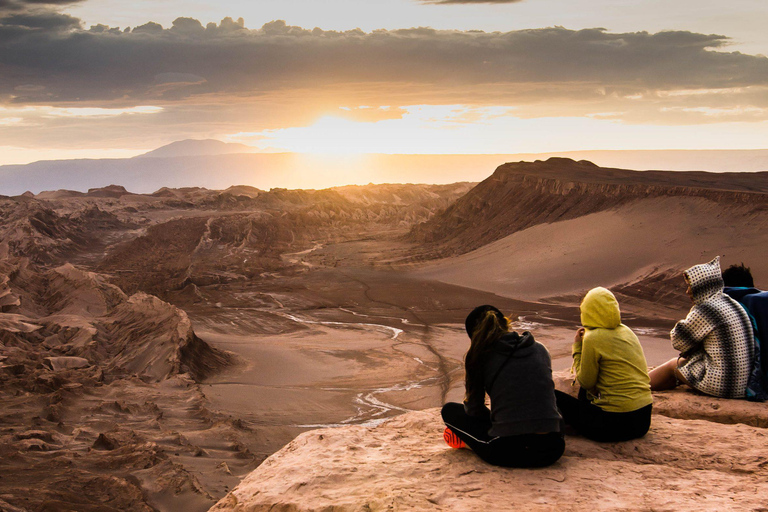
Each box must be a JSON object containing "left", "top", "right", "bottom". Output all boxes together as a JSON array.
[
  {"left": 3, "top": 0, "right": 768, "bottom": 507},
  {"left": 1, "top": 157, "right": 768, "bottom": 510}
]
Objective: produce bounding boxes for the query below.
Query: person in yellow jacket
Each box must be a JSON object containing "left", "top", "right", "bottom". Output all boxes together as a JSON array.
[{"left": 554, "top": 287, "right": 653, "bottom": 441}]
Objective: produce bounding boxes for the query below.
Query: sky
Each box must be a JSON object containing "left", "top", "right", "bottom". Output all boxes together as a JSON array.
[{"left": 0, "top": 0, "right": 767, "bottom": 165}]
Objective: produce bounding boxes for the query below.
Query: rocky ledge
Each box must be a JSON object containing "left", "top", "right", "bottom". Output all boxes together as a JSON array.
[{"left": 212, "top": 375, "right": 768, "bottom": 511}]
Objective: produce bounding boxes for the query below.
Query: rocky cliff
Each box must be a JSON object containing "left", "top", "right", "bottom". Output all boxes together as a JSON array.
[
  {"left": 0, "top": 198, "right": 131, "bottom": 264},
  {"left": 409, "top": 158, "right": 768, "bottom": 258},
  {"left": 212, "top": 373, "right": 768, "bottom": 511},
  {"left": 96, "top": 183, "right": 473, "bottom": 296}
]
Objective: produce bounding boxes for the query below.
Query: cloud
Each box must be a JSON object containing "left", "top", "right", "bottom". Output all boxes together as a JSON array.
[
  {"left": 0, "top": 104, "right": 162, "bottom": 122},
  {"left": 14, "top": 0, "right": 84, "bottom": 5},
  {"left": 0, "top": 0, "right": 83, "bottom": 38},
  {"left": 1, "top": 17, "right": 767, "bottom": 153},
  {"left": 153, "top": 72, "right": 206, "bottom": 85},
  {"left": 0, "top": 0, "right": 84, "bottom": 12},
  {"left": 1, "top": 10, "right": 79, "bottom": 29},
  {"left": 2, "top": 20, "right": 766, "bottom": 109}
]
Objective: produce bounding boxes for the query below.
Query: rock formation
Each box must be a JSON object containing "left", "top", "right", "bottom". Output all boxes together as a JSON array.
[
  {"left": 409, "top": 158, "right": 768, "bottom": 258},
  {"left": 0, "top": 257, "right": 240, "bottom": 511},
  {"left": 212, "top": 374, "right": 768, "bottom": 511}
]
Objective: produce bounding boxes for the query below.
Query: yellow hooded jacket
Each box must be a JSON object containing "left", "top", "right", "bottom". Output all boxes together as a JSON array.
[{"left": 573, "top": 287, "right": 653, "bottom": 413}]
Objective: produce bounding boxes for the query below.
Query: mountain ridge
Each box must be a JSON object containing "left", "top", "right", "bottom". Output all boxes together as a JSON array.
[
  {"left": 408, "top": 158, "right": 768, "bottom": 258},
  {"left": 3, "top": 150, "right": 768, "bottom": 197},
  {"left": 134, "top": 139, "right": 256, "bottom": 159}
]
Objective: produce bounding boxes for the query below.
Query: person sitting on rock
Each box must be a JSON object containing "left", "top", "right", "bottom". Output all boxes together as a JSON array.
[
  {"left": 722, "top": 263, "right": 768, "bottom": 401},
  {"left": 554, "top": 287, "right": 653, "bottom": 442},
  {"left": 441, "top": 305, "right": 564, "bottom": 467},
  {"left": 650, "top": 256, "right": 755, "bottom": 399}
]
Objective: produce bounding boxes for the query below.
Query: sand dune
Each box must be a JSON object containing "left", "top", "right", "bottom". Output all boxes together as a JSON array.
[
  {"left": 409, "top": 159, "right": 768, "bottom": 318},
  {"left": 415, "top": 195, "right": 768, "bottom": 308}
]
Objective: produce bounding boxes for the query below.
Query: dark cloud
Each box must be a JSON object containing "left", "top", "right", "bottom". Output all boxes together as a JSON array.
[
  {"left": 1, "top": 10, "right": 79, "bottom": 29},
  {"left": 0, "top": 18, "right": 766, "bottom": 124},
  {"left": 0, "top": 0, "right": 84, "bottom": 11},
  {"left": 20, "top": 0, "right": 83, "bottom": 4},
  {"left": 0, "top": 0, "right": 83, "bottom": 37}
]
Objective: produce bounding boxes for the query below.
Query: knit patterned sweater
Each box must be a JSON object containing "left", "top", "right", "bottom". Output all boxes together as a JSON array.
[{"left": 673, "top": 257, "right": 755, "bottom": 398}]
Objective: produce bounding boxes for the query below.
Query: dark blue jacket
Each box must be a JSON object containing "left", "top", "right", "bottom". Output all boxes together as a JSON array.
[{"left": 724, "top": 287, "right": 768, "bottom": 400}]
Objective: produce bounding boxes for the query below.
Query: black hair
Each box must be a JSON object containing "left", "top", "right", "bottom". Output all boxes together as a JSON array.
[
  {"left": 464, "top": 305, "right": 509, "bottom": 400},
  {"left": 465, "top": 304, "right": 504, "bottom": 337},
  {"left": 722, "top": 263, "right": 754, "bottom": 288}
]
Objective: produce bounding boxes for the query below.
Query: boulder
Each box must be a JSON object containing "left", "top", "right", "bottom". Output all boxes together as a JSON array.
[{"left": 43, "top": 356, "right": 91, "bottom": 371}]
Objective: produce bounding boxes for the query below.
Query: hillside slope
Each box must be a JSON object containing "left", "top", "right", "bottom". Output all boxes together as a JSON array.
[
  {"left": 414, "top": 195, "right": 768, "bottom": 307},
  {"left": 409, "top": 159, "right": 768, "bottom": 308},
  {"left": 409, "top": 158, "right": 768, "bottom": 258}
]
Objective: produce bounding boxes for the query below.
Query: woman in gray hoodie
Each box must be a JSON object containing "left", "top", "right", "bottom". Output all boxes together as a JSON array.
[{"left": 441, "top": 305, "right": 564, "bottom": 467}]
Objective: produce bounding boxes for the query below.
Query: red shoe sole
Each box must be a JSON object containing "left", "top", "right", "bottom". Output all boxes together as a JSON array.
[{"left": 443, "top": 427, "right": 466, "bottom": 449}]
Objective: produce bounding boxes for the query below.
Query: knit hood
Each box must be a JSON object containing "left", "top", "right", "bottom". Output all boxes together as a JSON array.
[
  {"left": 580, "top": 287, "right": 621, "bottom": 329},
  {"left": 684, "top": 256, "right": 724, "bottom": 305}
]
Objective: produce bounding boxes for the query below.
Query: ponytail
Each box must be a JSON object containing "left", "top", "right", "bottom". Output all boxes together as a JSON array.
[{"left": 464, "top": 308, "right": 509, "bottom": 399}]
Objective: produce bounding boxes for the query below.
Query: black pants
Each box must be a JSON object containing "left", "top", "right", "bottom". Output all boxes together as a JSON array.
[
  {"left": 554, "top": 389, "right": 652, "bottom": 442},
  {"left": 441, "top": 402, "right": 564, "bottom": 468}
]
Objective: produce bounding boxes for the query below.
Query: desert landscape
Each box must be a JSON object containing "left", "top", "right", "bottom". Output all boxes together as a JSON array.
[
  {"left": 1, "top": 157, "right": 768, "bottom": 510},
  {"left": 3, "top": 0, "right": 768, "bottom": 508}
]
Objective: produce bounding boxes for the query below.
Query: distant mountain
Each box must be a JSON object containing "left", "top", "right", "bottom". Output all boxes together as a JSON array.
[
  {"left": 0, "top": 153, "right": 525, "bottom": 195},
  {"left": 135, "top": 139, "right": 256, "bottom": 159},
  {"left": 2, "top": 150, "right": 768, "bottom": 197}
]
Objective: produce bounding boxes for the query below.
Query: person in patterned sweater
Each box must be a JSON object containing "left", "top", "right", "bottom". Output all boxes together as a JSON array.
[{"left": 650, "top": 256, "right": 755, "bottom": 398}]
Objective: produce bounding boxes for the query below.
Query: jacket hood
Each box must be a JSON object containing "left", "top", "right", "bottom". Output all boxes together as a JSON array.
[
  {"left": 580, "top": 287, "right": 621, "bottom": 329},
  {"left": 684, "top": 256, "right": 724, "bottom": 304},
  {"left": 496, "top": 331, "right": 535, "bottom": 354}
]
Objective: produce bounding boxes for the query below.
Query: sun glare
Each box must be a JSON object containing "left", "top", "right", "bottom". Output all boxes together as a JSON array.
[
  {"left": 229, "top": 106, "right": 768, "bottom": 157},
  {"left": 270, "top": 116, "right": 379, "bottom": 155},
  {"left": 232, "top": 106, "right": 522, "bottom": 155}
]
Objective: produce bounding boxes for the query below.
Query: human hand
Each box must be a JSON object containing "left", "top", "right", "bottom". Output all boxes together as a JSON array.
[
  {"left": 684, "top": 275, "right": 694, "bottom": 303},
  {"left": 574, "top": 327, "right": 585, "bottom": 344}
]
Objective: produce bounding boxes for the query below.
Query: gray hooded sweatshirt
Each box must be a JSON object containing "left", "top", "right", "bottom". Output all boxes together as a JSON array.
[{"left": 464, "top": 331, "right": 562, "bottom": 437}]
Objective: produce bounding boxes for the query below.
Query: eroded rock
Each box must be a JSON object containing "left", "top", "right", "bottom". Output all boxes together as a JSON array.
[
  {"left": 43, "top": 356, "right": 90, "bottom": 371},
  {"left": 212, "top": 393, "right": 768, "bottom": 511}
]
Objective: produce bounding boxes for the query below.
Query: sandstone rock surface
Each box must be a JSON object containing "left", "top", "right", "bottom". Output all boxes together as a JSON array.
[{"left": 213, "top": 383, "right": 768, "bottom": 512}]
